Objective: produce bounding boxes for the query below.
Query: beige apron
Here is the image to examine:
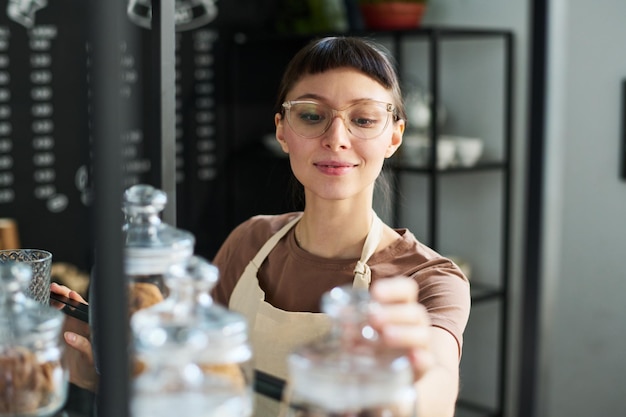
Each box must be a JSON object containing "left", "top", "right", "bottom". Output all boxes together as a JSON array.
[{"left": 229, "top": 211, "right": 384, "bottom": 380}]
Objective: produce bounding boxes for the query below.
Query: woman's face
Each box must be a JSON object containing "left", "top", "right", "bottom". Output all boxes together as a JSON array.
[{"left": 275, "top": 67, "right": 404, "bottom": 203}]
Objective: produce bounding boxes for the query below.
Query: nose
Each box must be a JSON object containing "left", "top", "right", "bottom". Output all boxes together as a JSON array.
[{"left": 321, "top": 114, "right": 352, "bottom": 150}]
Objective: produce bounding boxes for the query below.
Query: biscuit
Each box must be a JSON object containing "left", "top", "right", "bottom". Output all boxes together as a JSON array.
[
  {"left": 128, "top": 282, "right": 165, "bottom": 316},
  {"left": 0, "top": 346, "right": 62, "bottom": 414}
]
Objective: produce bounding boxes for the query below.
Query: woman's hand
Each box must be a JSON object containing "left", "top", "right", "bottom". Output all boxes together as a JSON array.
[
  {"left": 50, "top": 282, "right": 98, "bottom": 392},
  {"left": 369, "top": 277, "right": 435, "bottom": 379},
  {"left": 369, "top": 277, "right": 460, "bottom": 417}
]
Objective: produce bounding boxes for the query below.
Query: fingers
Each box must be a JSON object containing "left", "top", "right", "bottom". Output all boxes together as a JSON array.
[
  {"left": 369, "top": 277, "right": 429, "bottom": 327},
  {"left": 371, "top": 302, "right": 430, "bottom": 326},
  {"left": 369, "top": 276, "right": 434, "bottom": 380},
  {"left": 370, "top": 276, "right": 418, "bottom": 304},
  {"left": 51, "top": 282, "right": 88, "bottom": 304},
  {"left": 64, "top": 332, "right": 94, "bottom": 365},
  {"left": 63, "top": 331, "right": 99, "bottom": 392},
  {"left": 50, "top": 282, "right": 71, "bottom": 295}
]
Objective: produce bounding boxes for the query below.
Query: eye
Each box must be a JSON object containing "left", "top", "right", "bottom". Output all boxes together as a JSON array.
[
  {"left": 351, "top": 109, "right": 383, "bottom": 128},
  {"left": 296, "top": 104, "right": 326, "bottom": 124},
  {"left": 352, "top": 116, "right": 378, "bottom": 128}
]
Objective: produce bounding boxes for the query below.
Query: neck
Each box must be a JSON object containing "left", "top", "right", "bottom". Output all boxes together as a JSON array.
[{"left": 295, "top": 203, "right": 374, "bottom": 259}]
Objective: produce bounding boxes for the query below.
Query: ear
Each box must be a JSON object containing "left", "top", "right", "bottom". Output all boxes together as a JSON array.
[
  {"left": 385, "top": 119, "right": 405, "bottom": 158},
  {"left": 275, "top": 113, "right": 290, "bottom": 154}
]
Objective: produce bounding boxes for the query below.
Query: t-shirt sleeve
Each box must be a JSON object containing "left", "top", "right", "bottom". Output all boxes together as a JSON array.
[{"left": 413, "top": 258, "right": 471, "bottom": 357}]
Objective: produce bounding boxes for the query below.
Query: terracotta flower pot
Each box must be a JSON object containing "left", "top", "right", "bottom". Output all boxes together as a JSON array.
[{"left": 359, "top": 2, "right": 426, "bottom": 30}]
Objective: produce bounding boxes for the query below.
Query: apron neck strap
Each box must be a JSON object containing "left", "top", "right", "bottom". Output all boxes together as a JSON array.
[
  {"left": 353, "top": 212, "right": 384, "bottom": 289},
  {"left": 248, "top": 211, "right": 384, "bottom": 290},
  {"left": 249, "top": 214, "right": 302, "bottom": 270}
]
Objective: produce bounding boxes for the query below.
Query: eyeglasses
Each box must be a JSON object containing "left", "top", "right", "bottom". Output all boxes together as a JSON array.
[{"left": 281, "top": 100, "right": 398, "bottom": 140}]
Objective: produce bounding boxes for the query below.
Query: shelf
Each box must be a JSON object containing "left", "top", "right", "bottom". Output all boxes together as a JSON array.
[
  {"left": 390, "top": 160, "right": 508, "bottom": 174},
  {"left": 470, "top": 282, "right": 505, "bottom": 304},
  {"left": 233, "top": 26, "right": 514, "bottom": 42},
  {"left": 456, "top": 398, "right": 501, "bottom": 417},
  {"left": 355, "top": 25, "right": 514, "bottom": 39}
]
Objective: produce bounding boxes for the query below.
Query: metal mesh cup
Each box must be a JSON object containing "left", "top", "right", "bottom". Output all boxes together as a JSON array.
[{"left": 0, "top": 249, "right": 52, "bottom": 304}]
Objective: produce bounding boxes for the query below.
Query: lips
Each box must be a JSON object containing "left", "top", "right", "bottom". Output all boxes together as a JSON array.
[
  {"left": 315, "top": 161, "right": 356, "bottom": 168},
  {"left": 313, "top": 160, "right": 358, "bottom": 175}
]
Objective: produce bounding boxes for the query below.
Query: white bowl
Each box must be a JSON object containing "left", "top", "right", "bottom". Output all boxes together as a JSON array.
[
  {"left": 401, "top": 134, "right": 457, "bottom": 169},
  {"left": 451, "top": 136, "right": 484, "bottom": 167},
  {"left": 437, "top": 138, "right": 456, "bottom": 169}
]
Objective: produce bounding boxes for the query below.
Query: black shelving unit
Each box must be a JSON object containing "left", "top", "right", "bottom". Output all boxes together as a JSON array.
[
  {"left": 218, "top": 26, "right": 513, "bottom": 417},
  {"left": 382, "top": 27, "right": 514, "bottom": 417}
]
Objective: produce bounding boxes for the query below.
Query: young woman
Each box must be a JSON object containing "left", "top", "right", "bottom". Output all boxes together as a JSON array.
[
  {"left": 210, "top": 36, "right": 470, "bottom": 417},
  {"left": 53, "top": 36, "right": 470, "bottom": 417}
]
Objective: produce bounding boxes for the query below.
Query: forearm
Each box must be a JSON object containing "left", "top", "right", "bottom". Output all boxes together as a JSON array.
[{"left": 415, "top": 364, "right": 459, "bottom": 417}]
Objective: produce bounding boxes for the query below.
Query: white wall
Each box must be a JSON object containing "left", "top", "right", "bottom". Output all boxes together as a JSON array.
[{"left": 539, "top": 1, "right": 626, "bottom": 416}]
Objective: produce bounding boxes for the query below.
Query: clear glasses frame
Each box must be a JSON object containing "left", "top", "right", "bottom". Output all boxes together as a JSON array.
[{"left": 281, "top": 100, "right": 398, "bottom": 140}]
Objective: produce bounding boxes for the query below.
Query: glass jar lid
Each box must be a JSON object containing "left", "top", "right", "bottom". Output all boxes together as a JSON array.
[
  {"left": 122, "top": 184, "right": 195, "bottom": 275},
  {"left": 290, "top": 285, "right": 413, "bottom": 381}
]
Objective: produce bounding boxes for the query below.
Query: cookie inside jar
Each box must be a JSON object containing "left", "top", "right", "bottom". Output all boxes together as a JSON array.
[{"left": 0, "top": 263, "right": 68, "bottom": 417}]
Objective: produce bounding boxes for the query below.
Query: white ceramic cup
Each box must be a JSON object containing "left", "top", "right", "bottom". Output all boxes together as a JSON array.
[
  {"left": 454, "top": 137, "right": 484, "bottom": 167},
  {"left": 437, "top": 138, "right": 456, "bottom": 169}
]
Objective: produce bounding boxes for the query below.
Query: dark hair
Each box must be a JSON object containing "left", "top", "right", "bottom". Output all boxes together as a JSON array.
[{"left": 274, "top": 36, "right": 406, "bottom": 122}]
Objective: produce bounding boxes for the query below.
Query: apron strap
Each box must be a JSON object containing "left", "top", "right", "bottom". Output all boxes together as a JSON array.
[
  {"left": 353, "top": 212, "right": 384, "bottom": 289},
  {"left": 248, "top": 213, "right": 303, "bottom": 273},
  {"left": 244, "top": 211, "right": 382, "bottom": 289}
]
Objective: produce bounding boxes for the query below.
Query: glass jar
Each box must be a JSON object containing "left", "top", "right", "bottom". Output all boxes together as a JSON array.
[
  {"left": 284, "top": 285, "right": 416, "bottom": 417},
  {"left": 130, "top": 256, "right": 253, "bottom": 417},
  {"left": 122, "top": 184, "right": 195, "bottom": 314},
  {"left": 91, "top": 184, "right": 195, "bottom": 373},
  {"left": 0, "top": 263, "right": 68, "bottom": 417}
]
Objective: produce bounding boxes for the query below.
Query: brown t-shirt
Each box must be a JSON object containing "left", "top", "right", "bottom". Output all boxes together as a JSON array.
[{"left": 212, "top": 212, "right": 471, "bottom": 352}]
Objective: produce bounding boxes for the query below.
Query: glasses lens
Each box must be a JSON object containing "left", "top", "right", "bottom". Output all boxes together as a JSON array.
[
  {"left": 346, "top": 102, "right": 391, "bottom": 139},
  {"left": 285, "top": 101, "right": 392, "bottom": 139},
  {"left": 287, "top": 102, "right": 330, "bottom": 138}
]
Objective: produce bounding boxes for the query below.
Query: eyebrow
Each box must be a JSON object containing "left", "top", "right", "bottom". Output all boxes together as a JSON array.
[
  {"left": 292, "top": 93, "right": 327, "bottom": 102},
  {"left": 290, "top": 94, "right": 385, "bottom": 106}
]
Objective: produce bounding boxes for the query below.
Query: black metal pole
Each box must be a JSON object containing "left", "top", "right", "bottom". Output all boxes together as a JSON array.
[
  {"left": 519, "top": 0, "right": 549, "bottom": 416},
  {"left": 90, "top": 0, "right": 129, "bottom": 416},
  {"left": 498, "top": 31, "right": 514, "bottom": 417},
  {"left": 428, "top": 30, "right": 440, "bottom": 250},
  {"left": 152, "top": 0, "right": 177, "bottom": 225}
]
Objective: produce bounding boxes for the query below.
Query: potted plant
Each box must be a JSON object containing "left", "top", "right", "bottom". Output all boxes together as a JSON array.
[{"left": 357, "top": 0, "right": 427, "bottom": 30}]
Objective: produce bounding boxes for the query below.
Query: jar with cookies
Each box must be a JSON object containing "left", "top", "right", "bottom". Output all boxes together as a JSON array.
[
  {"left": 130, "top": 256, "right": 253, "bottom": 417},
  {"left": 90, "top": 184, "right": 195, "bottom": 373},
  {"left": 121, "top": 184, "right": 195, "bottom": 313},
  {"left": 0, "top": 262, "right": 68, "bottom": 417}
]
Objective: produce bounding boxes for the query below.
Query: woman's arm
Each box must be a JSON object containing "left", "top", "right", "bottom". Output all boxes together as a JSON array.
[{"left": 369, "top": 277, "right": 463, "bottom": 417}]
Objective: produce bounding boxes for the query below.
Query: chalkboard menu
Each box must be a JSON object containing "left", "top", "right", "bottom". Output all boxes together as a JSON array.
[
  {"left": 0, "top": 0, "right": 224, "bottom": 270},
  {"left": 0, "top": 0, "right": 91, "bottom": 268}
]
